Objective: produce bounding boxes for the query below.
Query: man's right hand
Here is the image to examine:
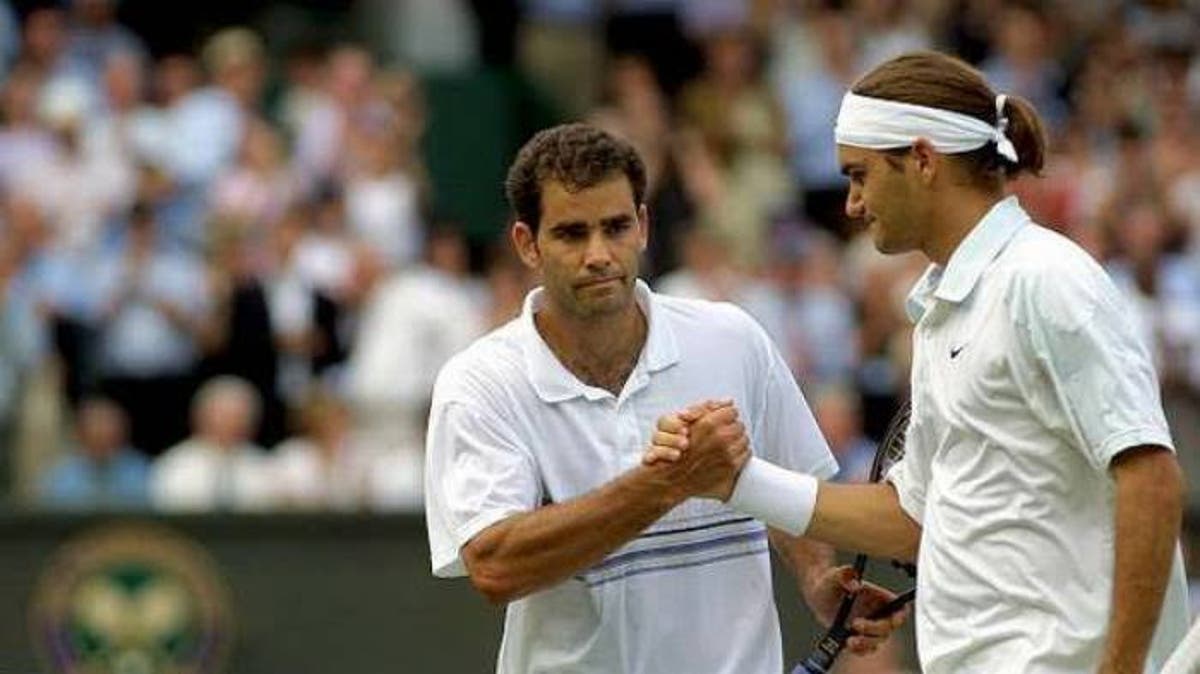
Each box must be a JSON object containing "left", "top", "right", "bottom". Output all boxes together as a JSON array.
[{"left": 646, "top": 400, "right": 750, "bottom": 501}]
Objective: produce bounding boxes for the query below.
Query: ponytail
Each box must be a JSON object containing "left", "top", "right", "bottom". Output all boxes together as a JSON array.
[{"left": 1001, "top": 94, "right": 1046, "bottom": 178}]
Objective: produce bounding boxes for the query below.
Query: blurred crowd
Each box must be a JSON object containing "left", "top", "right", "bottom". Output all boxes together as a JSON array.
[{"left": 0, "top": 0, "right": 1199, "bottom": 516}]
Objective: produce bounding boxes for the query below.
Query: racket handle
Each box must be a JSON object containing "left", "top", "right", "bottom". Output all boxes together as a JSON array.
[
  {"left": 793, "top": 629, "right": 849, "bottom": 673},
  {"left": 867, "top": 589, "right": 916, "bottom": 620}
]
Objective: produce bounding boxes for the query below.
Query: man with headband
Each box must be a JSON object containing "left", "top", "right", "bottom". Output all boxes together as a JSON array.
[{"left": 646, "top": 51, "right": 1188, "bottom": 673}]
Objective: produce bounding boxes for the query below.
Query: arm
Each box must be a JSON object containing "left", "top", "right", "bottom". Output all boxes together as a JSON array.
[
  {"left": 648, "top": 415, "right": 921, "bottom": 561},
  {"left": 769, "top": 528, "right": 909, "bottom": 654},
  {"left": 768, "top": 529, "right": 835, "bottom": 600},
  {"left": 806, "top": 482, "right": 922, "bottom": 563},
  {"left": 463, "top": 465, "right": 686, "bottom": 604},
  {"left": 463, "top": 405, "right": 748, "bottom": 605},
  {"left": 1098, "top": 445, "right": 1183, "bottom": 674}
]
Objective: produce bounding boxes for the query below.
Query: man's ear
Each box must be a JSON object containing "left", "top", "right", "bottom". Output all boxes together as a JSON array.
[
  {"left": 511, "top": 221, "right": 540, "bottom": 269},
  {"left": 910, "top": 138, "right": 939, "bottom": 184}
]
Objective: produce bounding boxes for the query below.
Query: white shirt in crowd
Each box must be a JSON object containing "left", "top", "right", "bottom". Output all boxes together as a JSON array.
[
  {"left": 888, "top": 196, "right": 1189, "bottom": 673},
  {"left": 347, "top": 265, "right": 484, "bottom": 451},
  {"left": 271, "top": 437, "right": 377, "bottom": 511},
  {"left": 149, "top": 438, "right": 275, "bottom": 512},
  {"left": 426, "top": 281, "right": 836, "bottom": 674}
]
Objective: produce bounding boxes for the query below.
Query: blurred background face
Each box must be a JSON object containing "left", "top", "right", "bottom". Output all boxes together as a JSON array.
[
  {"left": 74, "top": 0, "right": 117, "bottom": 26},
  {"left": 705, "top": 31, "right": 755, "bottom": 87},
  {"left": 198, "top": 392, "right": 257, "bottom": 448},
  {"left": 77, "top": 400, "right": 128, "bottom": 460},
  {"left": 814, "top": 390, "right": 861, "bottom": 453},
  {"left": 154, "top": 55, "right": 200, "bottom": 104},
  {"left": 24, "top": 9, "right": 65, "bottom": 64},
  {"left": 996, "top": 6, "right": 1048, "bottom": 67},
  {"left": 103, "top": 52, "right": 145, "bottom": 111}
]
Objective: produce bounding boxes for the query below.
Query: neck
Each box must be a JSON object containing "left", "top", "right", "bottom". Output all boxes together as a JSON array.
[
  {"left": 535, "top": 299, "right": 648, "bottom": 395},
  {"left": 924, "top": 189, "right": 1006, "bottom": 266}
]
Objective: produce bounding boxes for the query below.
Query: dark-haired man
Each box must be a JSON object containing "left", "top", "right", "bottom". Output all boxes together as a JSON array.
[{"left": 424, "top": 123, "right": 902, "bottom": 673}]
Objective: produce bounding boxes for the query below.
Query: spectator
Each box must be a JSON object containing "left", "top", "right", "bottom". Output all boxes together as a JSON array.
[
  {"left": 778, "top": 5, "right": 861, "bottom": 235},
  {"left": 344, "top": 126, "right": 425, "bottom": 269},
  {"left": 36, "top": 397, "right": 149, "bottom": 510},
  {"left": 0, "top": 235, "right": 45, "bottom": 490},
  {"left": 0, "top": 65, "right": 57, "bottom": 190},
  {"left": 61, "top": 0, "right": 146, "bottom": 89},
  {"left": 980, "top": 2, "right": 1069, "bottom": 134},
  {"left": 149, "top": 376, "right": 273, "bottom": 511},
  {"left": 165, "top": 28, "right": 266, "bottom": 249},
  {"left": 94, "top": 203, "right": 208, "bottom": 454},
  {"left": 679, "top": 25, "right": 792, "bottom": 269},
  {"left": 773, "top": 228, "right": 857, "bottom": 387},
  {"left": 209, "top": 117, "right": 298, "bottom": 234},
  {"left": 344, "top": 228, "right": 484, "bottom": 456},
  {"left": 198, "top": 225, "right": 285, "bottom": 448},
  {"left": 1106, "top": 200, "right": 1200, "bottom": 393},
  {"left": 272, "top": 389, "right": 374, "bottom": 511},
  {"left": 812, "top": 385, "right": 875, "bottom": 484}
]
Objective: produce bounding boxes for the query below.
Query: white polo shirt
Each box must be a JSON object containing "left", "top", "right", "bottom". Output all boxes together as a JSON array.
[
  {"left": 888, "top": 196, "right": 1189, "bottom": 673},
  {"left": 426, "top": 280, "right": 837, "bottom": 674}
]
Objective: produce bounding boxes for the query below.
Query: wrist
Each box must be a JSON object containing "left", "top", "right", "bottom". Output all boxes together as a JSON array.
[{"left": 727, "top": 457, "right": 819, "bottom": 536}]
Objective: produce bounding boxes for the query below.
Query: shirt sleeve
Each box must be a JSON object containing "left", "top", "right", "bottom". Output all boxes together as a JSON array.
[
  {"left": 1010, "top": 252, "right": 1175, "bottom": 471},
  {"left": 747, "top": 314, "right": 839, "bottom": 480},
  {"left": 425, "top": 398, "right": 541, "bottom": 578},
  {"left": 884, "top": 410, "right": 931, "bottom": 524}
]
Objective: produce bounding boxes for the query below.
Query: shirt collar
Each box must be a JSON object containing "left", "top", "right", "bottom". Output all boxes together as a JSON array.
[
  {"left": 905, "top": 195, "right": 1030, "bottom": 322},
  {"left": 521, "top": 279, "right": 680, "bottom": 403}
]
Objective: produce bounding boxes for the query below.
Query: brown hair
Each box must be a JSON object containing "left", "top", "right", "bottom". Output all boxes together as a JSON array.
[
  {"left": 852, "top": 51, "right": 1046, "bottom": 185},
  {"left": 505, "top": 123, "right": 647, "bottom": 233}
]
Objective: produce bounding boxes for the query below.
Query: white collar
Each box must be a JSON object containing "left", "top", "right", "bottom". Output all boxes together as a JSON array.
[
  {"left": 520, "top": 279, "right": 680, "bottom": 402},
  {"left": 906, "top": 196, "right": 1030, "bottom": 322}
]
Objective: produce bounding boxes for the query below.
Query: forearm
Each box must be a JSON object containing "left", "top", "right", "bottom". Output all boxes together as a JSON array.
[
  {"left": 1100, "top": 446, "right": 1183, "bottom": 673},
  {"left": 805, "top": 482, "right": 921, "bottom": 562},
  {"left": 463, "top": 464, "right": 687, "bottom": 604},
  {"left": 769, "top": 529, "right": 836, "bottom": 596}
]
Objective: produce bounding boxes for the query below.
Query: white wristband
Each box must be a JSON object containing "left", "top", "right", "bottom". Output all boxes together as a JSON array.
[{"left": 727, "top": 457, "right": 819, "bottom": 536}]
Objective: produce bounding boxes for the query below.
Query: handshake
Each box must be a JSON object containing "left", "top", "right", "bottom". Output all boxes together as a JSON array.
[{"left": 642, "top": 399, "right": 751, "bottom": 502}]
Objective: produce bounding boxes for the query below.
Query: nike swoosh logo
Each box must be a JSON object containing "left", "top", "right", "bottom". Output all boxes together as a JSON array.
[{"left": 950, "top": 345, "right": 965, "bottom": 359}]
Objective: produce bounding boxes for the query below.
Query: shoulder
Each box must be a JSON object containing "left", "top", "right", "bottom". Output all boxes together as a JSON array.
[
  {"left": 652, "top": 291, "right": 768, "bottom": 342},
  {"left": 1000, "top": 224, "right": 1125, "bottom": 328},
  {"left": 432, "top": 318, "right": 528, "bottom": 407}
]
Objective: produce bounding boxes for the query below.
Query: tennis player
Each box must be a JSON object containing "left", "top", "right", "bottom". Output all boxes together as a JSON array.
[
  {"left": 424, "top": 123, "right": 904, "bottom": 673},
  {"left": 649, "top": 51, "right": 1189, "bottom": 673}
]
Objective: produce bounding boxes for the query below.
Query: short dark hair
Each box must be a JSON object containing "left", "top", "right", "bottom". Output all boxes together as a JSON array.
[{"left": 504, "top": 123, "right": 647, "bottom": 233}]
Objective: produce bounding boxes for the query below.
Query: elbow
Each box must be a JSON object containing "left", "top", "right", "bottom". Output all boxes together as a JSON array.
[
  {"left": 893, "top": 527, "right": 921, "bottom": 564},
  {"left": 462, "top": 539, "right": 522, "bottom": 606},
  {"left": 466, "top": 564, "right": 521, "bottom": 606}
]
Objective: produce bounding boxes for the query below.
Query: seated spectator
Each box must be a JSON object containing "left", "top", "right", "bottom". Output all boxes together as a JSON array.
[
  {"left": 149, "top": 376, "right": 273, "bottom": 511},
  {"left": 272, "top": 389, "right": 374, "bottom": 511},
  {"left": 36, "top": 397, "right": 149, "bottom": 510}
]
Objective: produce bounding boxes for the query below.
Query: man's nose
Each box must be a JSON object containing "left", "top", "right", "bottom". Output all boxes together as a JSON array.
[
  {"left": 583, "top": 232, "right": 613, "bottom": 269},
  {"left": 845, "top": 188, "right": 865, "bottom": 219}
]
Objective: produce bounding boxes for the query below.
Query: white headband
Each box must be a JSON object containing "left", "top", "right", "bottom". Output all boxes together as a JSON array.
[{"left": 834, "top": 92, "right": 1018, "bottom": 163}]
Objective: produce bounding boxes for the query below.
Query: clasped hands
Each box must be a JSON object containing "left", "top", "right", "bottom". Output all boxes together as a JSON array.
[{"left": 642, "top": 399, "right": 908, "bottom": 656}]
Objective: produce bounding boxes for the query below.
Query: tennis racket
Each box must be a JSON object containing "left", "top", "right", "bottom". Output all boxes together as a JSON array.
[{"left": 792, "top": 400, "right": 917, "bottom": 674}]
